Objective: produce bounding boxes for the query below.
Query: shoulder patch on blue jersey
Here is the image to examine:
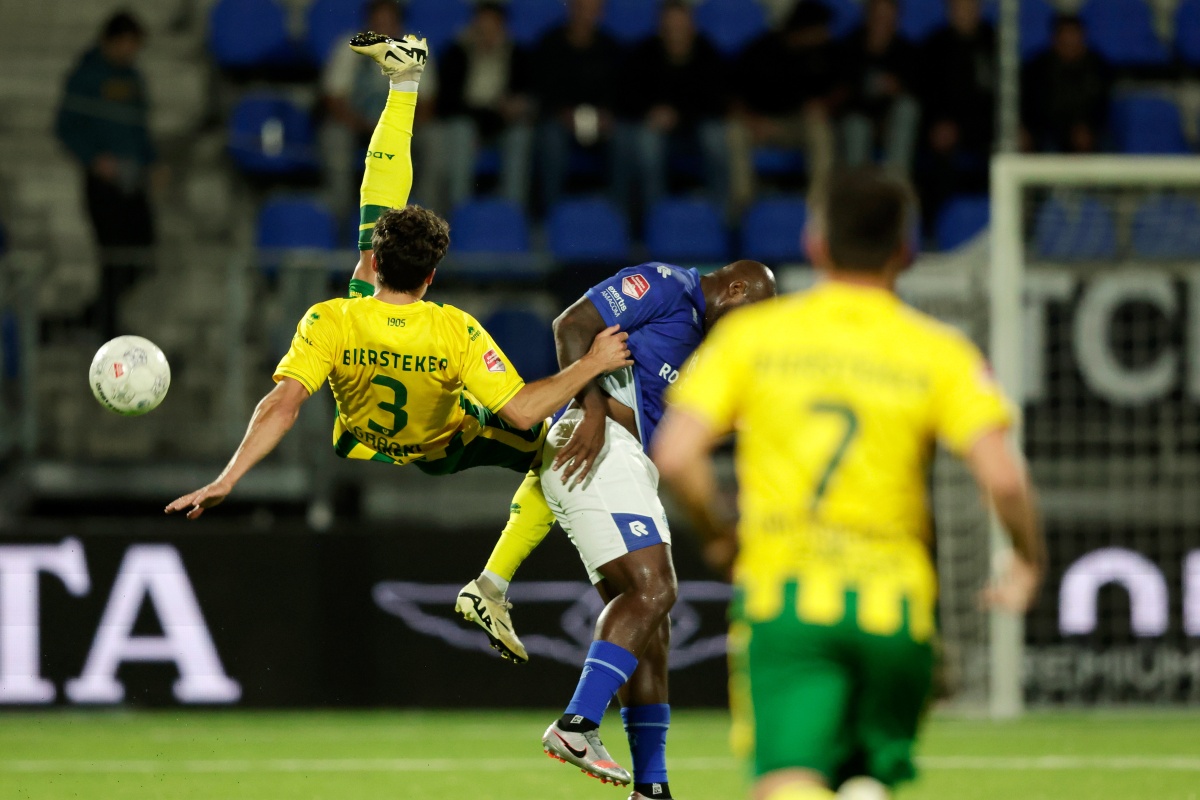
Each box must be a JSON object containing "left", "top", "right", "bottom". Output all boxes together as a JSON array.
[{"left": 622, "top": 274, "right": 651, "bottom": 300}]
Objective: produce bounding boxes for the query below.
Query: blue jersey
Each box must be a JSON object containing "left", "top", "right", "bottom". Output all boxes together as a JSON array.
[{"left": 585, "top": 263, "right": 707, "bottom": 449}]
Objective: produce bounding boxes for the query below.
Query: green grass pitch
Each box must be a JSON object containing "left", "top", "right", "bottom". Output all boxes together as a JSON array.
[{"left": 0, "top": 710, "right": 1196, "bottom": 800}]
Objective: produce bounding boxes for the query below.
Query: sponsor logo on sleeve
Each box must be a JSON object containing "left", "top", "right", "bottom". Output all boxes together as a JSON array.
[
  {"left": 601, "top": 287, "right": 627, "bottom": 317},
  {"left": 622, "top": 274, "right": 651, "bottom": 300},
  {"left": 484, "top": 349, "right": 506, "bottom": 373}
]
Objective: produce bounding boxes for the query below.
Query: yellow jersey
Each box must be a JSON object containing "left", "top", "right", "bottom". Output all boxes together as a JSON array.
[
  {"left": 669, "top": 281, "right": 1013, "bottom": 640},
  {"left": 274, "top": 297, "right": 525, "bottom": 465}
]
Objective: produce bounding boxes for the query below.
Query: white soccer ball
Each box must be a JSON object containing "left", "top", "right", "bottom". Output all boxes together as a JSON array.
[{"left": 89, "top": 335, "right": 171, "bottom": 416}]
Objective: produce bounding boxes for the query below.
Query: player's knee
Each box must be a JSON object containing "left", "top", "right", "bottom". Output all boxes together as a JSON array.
[{"left": 634, "top": 571, "right": 677, "bottom": 617}]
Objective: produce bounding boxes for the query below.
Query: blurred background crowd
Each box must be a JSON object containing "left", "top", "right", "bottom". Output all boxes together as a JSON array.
[{"left": 2, "top": 0, "right": 1199, "bottom": 464}]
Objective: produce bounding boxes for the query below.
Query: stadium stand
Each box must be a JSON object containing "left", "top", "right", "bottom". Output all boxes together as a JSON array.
[
  {"left": 1177, "top": 0, "right": 1200, "bottom": 67},
  {"left": 257, "top": 196, "right": 337, "bottom": 252},
  {"left": 693, "top": 0, "right": 769, "bottom": 56},
  {"left": 602, "top": 0, "right": 660, "bottom": 44},
  {"left": 482, "top": 307, "right": 558, "bottom": 380},
  {"left": 1032, "top": 195, "right": 1118, "bottom": 261},
  {"left": 451, "top": 199, "right": 531, "bottom": 255},
  {"left": 1079, "top": 0, "right": 1170, "bottom": 68},
  {"left": 646, "top": 197, "right": 728, "bottom": 263},
  {"left": 508, "top": 0, "right": 568, "bottom": 46},
  {"left": 740, "top": 197, "right": 808, "bottom": 263},
  {"left": 228, "top": 94, "right": 320, "bottom": 176},
  {"left": 818, "top": 0, "right": 864, "bottom": 39},
  {"left": 935, "top": 194, "right": 991, "bottom": 251},
  {"left": 405, "top": 0, "right": 473, "bottom": 54},
  {"left": 305, "top": 0, "right": 363, "bottom": 66},
  {"left": 208, "top": 0, "right": 292, "bottom": 70},
  {"left": 1130, "top": 195, "right": 1200, "bottom": 259},
  {"left": 547, "top": 198, "right": 631, "bottom": 264},
  {"left": 1110, "top": 94, "right": 1191, "bottom": 155}
]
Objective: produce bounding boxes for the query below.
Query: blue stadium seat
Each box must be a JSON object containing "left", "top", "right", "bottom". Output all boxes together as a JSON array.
[
  {"left": 1178, "top": 0, "right": 1200, "bottom": 66},
  {"left": 483, "top": 308, "right": 558, "bottom": 380},
  {"left": 694, "top": 0, "right": 768, "bottom": 56},
  {"left": 1080, "top": 0, "right": 1170, "bottom": 67},
  {"left": 741, "top": 198, "right": 808, "bottom": 263},
  {"left": 1033, "top": 196, "right": 1117, "bottom": 261},
  {"left": 818, "top": 0, "right": 863, "bottom": 39},
  {"left": 603, "top": 0, "right": 659, "bottom": 44},
  {"left": 228, "top": 94, "right": 319, "bottom": 175},
  {"left": 983, "top": 0, "right": 1053, "bottom": 59},
  {"left": 548, "top": 198, "right": 631, "bottom": 263},
  {"left": 1131, "top": 196, "right": 1200, "bottom": 259},
  {"left": 1111, "top": 95, "right": 1190, "bottom": 155},
  {"left": 646, "top": 198, "right": 728, "bottom": 263},
  {"left": 305, "top": 0, "right": 363, "bottom": 65},
  {"left": 406, "top": 0, "right": 472, "bottom": 52},
  {"left": 257, "top": 197, "right": 337, "bottom": 272},
  {"left": 451, "top": 199, "right": 530, "bottom": 254},
  {"left": 753, "top": 147, "right": 807, "bottom": 177},
  {"left": 935, "top": 195, "right": 990, "bottom": 251},
  {"left": 509, "top": 0, "right": 567, "bottom": 46},
  {"left": 209, "top": 0, "right": 291, "bottom": 69},
  {"left": 899, "top": 0, "right": 947, "bottom": 42}
]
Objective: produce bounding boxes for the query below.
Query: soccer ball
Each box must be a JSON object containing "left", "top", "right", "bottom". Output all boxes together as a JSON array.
[{"left": 89, "top": 335, "right": 171, "bottom": 416}]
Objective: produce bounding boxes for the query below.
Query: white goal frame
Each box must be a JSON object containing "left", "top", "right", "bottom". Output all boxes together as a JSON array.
[{"left": 987, "top": 154, "right": 1200, "bottom": 718}]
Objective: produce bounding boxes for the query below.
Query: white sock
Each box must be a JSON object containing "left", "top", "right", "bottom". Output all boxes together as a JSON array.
[
  {"left": 481, "top": 570, "right": 510, "bottom": 595},
  {"left": 390, "top": 80, "right": 420, "bottom": 92}
]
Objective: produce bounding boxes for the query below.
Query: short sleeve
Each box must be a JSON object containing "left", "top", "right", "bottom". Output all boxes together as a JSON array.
[
  {"left": 932, "top": 334, "right": 1015, "bottom": 455},
  {"left": 668, "top": 312, "right": 749, "bottom": 436},
  {"left": 585, "top": 267, "right": 671, "bottom": 332},
  {"left": 459, "top": 314, "right": 526, "bottom": 411},
  {"left": 273, "top": 303, "right": 338, "bottom": 394}
]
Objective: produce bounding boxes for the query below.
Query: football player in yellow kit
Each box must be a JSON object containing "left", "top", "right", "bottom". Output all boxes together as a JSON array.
[
  {"left": 654, "top": 168, "right": 1046, "bottom": 800},
  {"left": 167, "top": 32, "right": 631, "bottom": 519}
]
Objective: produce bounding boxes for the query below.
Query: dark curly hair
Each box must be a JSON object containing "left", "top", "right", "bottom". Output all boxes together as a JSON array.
[{"left": 371, "top": 206, "right": 451, "bottom": 293}]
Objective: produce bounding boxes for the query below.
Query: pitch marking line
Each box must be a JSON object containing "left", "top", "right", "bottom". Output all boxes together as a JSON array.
[{"left": 1, "top": 756, "right": 1199, "bottom": 774}]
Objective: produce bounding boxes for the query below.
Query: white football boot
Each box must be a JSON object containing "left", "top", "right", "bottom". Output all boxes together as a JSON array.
[
  {"left": 348, "top": 31, "right": 428, "bottom": 82},
  {"left": 455, "top": 579, "right": 529, "bottom": 664}
]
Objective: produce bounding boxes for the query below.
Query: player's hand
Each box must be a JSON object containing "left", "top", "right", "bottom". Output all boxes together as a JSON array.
[
  {"left": 164, "top": 480, "right": 233, "bottom": 521},
  {"left": 980, "top": 554, "right": 1042, "bottom": 614},
  {"left": 586, "top": 325, "right": 633, "bottom": 375},
  {"left": 554, "top": 408, "right": 606, "bottom": 486}
]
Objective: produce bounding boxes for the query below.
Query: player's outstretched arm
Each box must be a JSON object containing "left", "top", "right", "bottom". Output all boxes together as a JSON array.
[
  {"left": 653, "top": 410, "right": 738, "bottom": 577},
  {"left": 549, "top": 298, "right": 615, "bottom": 484},
  {"left": 965, "top": 428, "right": 1047, "bottom": 614},
  {"left": 497, "top": 325, "right": 632, "bottom": 430},
  {"left": 165, "top": 378, "right": 310, "bottom": 520}
]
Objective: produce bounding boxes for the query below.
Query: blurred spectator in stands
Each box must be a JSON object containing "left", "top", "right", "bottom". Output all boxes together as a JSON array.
[
  {"left": 1021, "top": 14, "right": 1111, "bottom": 154},
  {"left": 729, "top": 2, "right": 846, "bottom": 212},
  {"left": 613, "top": 0, "right": 730, "bottom": 215},
  {"left": 55, "top": 11, "right": 161, "bottom": 341},
  {"left": 841, "top": 0, "right": 919, "bottom": 177},
  {"left": 916, "top": 0, "right": 996, "bottom": 225},
  {"left": 439, "top": 3, "right": 534, "bottom": 210},
  {"left": 320, "top": 0, "right": 441, "bottom": 215},
  {"left": 530, "top": 0, "right": 621, "bottom": 211}
]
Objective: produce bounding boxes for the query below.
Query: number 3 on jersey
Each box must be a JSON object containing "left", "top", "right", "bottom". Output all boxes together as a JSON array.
[
  {"left": 368, "top": 375, "right": 409, "bottom": 437},
  {"left": 809, "top": 401, "right": 859, "bottom": 514}
]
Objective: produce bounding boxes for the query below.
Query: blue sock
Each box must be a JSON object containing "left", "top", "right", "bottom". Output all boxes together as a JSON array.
[
  {"left": 621, "top": 704, "right": 671, "bottom": 785},
  {"left": 563, "top": 641, "right": 638, "bottom": 725}
]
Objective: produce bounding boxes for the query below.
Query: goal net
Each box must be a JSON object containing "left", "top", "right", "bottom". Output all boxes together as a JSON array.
[{"left": 979, "top": 156, "right": 1200, "bottom": 714}]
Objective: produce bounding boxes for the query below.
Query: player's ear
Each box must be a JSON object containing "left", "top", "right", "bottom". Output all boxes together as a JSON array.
[
  {"left": 425, "top": 269, "right": 437, "bottom": 286},
  {"left": 370, "top": 253, "right": 380, "bottom": 275},
  {"left": 729, "top": 280, "right": 748, "bottom": 299},
  {"left": 805, "top": 230, "right": 830, "bottom": 267}
]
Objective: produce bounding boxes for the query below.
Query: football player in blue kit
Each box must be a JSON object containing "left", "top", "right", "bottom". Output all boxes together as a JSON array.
[{"left": 459, "top": 260, "right": 775, "bottom": 797}]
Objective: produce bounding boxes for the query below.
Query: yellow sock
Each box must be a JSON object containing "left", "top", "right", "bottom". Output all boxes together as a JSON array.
[
  {"left": 483, "top": 470, "right": 556, "bottom": 582},
  {"left": 358, "top": 89, "right": 417, "bottom": 252}
]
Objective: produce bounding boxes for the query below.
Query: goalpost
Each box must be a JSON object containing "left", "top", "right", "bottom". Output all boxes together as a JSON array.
[{"left": 985, "top": 155, "right": 1200, "bottom": 717}]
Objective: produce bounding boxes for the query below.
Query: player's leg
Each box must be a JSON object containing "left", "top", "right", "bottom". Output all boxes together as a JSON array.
[
  {"left": 455, "top": 469, "right": 555, "bottom": 664},
  {"left": 729, "top": 582, "right": 856, "bottom": 800},
  {"left": 346, "top": 32, "right": 427, "bottom": 296},
  {"left": 539, "top": 410, "right": 677, "bottom": 787},
  {"left": 840, "top": 597, "right": 934, "bottom": 796}
]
